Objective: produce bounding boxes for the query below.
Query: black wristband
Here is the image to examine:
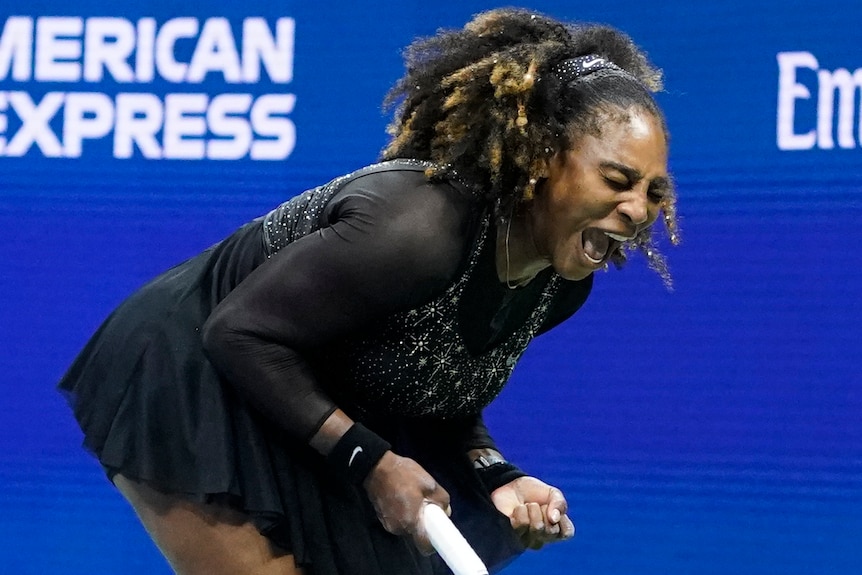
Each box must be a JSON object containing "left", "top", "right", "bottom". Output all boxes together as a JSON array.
[
  {"left": 326, "top": 423, "right": 391, "bottom": 485},
  {"left": 475, "top": 462, "right": 527, "bottom": 493}
]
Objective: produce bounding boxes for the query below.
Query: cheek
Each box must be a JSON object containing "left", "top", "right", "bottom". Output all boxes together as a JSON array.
[
  {"left": 535, "top": 182, "right": 600, "bottom": 253},
  {"left": 548, "top": 191, "right": 598, "bottom": 228},
  {"left": 646, "top": 205, "right": 662, "bottom": 227},
  {"left": 549, "top": 230, "right": 584, "bottom": 267},
  {"left": 545, "top": 214, "right": 582, "bottom": 251}
]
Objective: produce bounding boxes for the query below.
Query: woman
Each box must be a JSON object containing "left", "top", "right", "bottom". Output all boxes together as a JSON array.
[{"left": 59, "top": 8, "right": 679, "bottom": 575}]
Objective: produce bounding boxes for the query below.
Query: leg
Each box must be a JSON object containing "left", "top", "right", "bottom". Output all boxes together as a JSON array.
[{"left": 114, "top": 474, "right": 304, "bottom": 575}]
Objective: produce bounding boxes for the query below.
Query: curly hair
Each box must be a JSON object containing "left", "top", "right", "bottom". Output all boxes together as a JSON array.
[{"left": 381, "top": 8, "right": 680, "bottom": 286}]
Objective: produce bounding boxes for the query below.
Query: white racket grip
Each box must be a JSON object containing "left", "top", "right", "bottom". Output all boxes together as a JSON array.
[{"left": 422, "top": 504, "right": 489, "bottom": 575}]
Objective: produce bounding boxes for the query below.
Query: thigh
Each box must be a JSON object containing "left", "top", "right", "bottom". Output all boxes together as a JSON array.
[{"left": 114, "top": 474, "right": 304, "bottom": 575}]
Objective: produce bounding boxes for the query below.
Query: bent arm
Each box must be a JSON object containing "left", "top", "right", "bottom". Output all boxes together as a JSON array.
[{"left": 201, "top": 177, "right": 473, "bottom": 453}]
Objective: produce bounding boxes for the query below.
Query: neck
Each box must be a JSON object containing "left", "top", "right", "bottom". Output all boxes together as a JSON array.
[{"left": 495, "top": 208, "right": 548, "bottom": 289}]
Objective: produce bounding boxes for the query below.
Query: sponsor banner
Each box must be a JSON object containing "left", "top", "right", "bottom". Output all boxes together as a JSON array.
[
  {"left": 0, "top": 16, "right": 296, "bottom": 160},
  {"left": 778, "top": 51, "right": 862, "bottom": 151},
  {"left": 1, "top": 1, "right": 860, "bottom": 179}
]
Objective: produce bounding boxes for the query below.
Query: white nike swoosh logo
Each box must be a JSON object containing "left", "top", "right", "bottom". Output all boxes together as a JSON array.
[
  {"left": 348, "top": 446, "right": 363, "bottom": 467},
  {"left": 583, "top": 57, "right": 604, "bottom": 67}
]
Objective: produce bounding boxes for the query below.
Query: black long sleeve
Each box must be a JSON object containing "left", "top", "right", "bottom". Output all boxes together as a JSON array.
[{"left": 202, "top": 173, "right": 477, "bottom": 442}]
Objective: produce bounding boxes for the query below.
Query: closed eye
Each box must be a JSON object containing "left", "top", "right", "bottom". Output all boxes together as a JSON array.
[
  {"left": 600, "top": 162, "right": 673, "bottom": 203},
  {"left": 647, "top": 188, "right": 665, "bottom": 202},
  {"left": 604, "top": 176, "right": 631, "bottom": 191},
  {"left": 647, "top": 180, "right": 671, "bottom": 203}
]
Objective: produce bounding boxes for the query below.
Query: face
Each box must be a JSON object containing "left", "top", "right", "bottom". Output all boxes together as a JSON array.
[{"left": 529, "top": 107, "right": 670, "bottom": 281}]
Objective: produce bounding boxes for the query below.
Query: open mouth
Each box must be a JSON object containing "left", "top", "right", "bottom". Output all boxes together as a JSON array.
[{"left": 582, "top": 228, "right": 633, "bottom": 264}]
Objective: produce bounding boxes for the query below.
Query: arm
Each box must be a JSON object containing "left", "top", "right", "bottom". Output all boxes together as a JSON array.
[
  {"left": 462, "top": 414, "right": 527, "bottom": 492},
  {"left": 463, "top": 414, "right": 575, "bottom": 548},
  {"left": 202, "top": 175, "right": 472, "bottom": 442},
  {"left": 471, "top": 280, "right": 588, "bottom": 547},
  {"left": 202, "top": 175, "right": 473, "bottom": 550}
]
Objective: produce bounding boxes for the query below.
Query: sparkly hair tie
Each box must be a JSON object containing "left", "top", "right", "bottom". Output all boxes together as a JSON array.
[{"left": 551, "top": 54, "right": 625, "bottom": 85}]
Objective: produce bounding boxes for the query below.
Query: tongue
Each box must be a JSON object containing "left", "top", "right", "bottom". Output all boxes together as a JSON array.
[{"left": 582, "top": 228, "right": 609, "bottom": 263}]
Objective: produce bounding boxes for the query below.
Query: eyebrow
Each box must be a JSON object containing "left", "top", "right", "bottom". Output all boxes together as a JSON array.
[{"left": 600, "top": 161, "right": 672, "bottom": 195}]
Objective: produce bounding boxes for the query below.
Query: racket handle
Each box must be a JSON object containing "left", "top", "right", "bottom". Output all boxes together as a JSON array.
[{"left": 422, "top": 504, "right": 489, "bottom": 575}]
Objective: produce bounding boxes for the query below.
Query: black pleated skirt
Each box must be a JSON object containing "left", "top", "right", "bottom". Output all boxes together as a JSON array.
[{"left": 58, "top": 222, "right": 525, "bottom": 574}]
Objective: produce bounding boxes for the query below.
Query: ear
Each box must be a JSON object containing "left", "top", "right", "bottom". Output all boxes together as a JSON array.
[
  {"left": 536, "top": 156, "right": 551, "bottom": 178},
  {"left": 544, "top": 149, "right": 568, "bottom": 181},
  {"left": 549, "top": 147, "right": 571, "bottom": 168},
  {"left": 523, "top": 157, "right": 551, "bottom": 200}
]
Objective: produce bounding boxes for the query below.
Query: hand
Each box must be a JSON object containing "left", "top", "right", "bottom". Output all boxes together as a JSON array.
[
  {"left": 490, "top": 476, "right": 575, "bottom": 549},
  {"left": 363, "top": 451, "right": 451, "bottom": 555}
]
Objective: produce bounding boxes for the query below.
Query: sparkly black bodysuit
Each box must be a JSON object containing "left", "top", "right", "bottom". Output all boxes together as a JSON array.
[
  {"left": 203, "top": 160, "right": 593, "bottom": 441},
  {"left": 60, "top": 159, "right": 594, "bottom": 573}
]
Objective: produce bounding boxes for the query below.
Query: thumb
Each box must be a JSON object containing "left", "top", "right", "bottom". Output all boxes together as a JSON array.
[{"left": 546, "top": 487, "right": 567, "bottom": 523}]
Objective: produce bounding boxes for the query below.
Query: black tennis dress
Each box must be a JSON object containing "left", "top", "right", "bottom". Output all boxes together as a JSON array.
[{"left": 59, "top": 159, "right": 592, "bottom": 574}]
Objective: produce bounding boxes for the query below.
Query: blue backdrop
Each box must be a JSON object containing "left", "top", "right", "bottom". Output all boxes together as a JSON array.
[{"left": 1, "top": 1, "right": 860, "bottom": 573}]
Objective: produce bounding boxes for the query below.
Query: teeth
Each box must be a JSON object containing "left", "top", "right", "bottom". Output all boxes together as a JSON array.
[
  {"left": 584, "top": 253, "right": 604, "bottom": 264},
  {"left": 605, "top": 232, "right": 635, "bottom": 242}
]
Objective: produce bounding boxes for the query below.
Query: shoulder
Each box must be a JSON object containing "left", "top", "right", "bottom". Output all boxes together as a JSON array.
[
  {"left": 328, "top": 164, "right": 476, "bottom": 223},
  {"left": 324, "top": 163, "right": 483, "bottom": 284},
  {"left": 327, "top": 163, "right": 480, "bottom": 246}
]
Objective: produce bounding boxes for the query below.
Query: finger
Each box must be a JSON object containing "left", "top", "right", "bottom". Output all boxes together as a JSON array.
[
  {"left": 559, "top": 514, "right": 576, "bottom": 539},
  {"left": 379, "top": 516, "right": 397, "bottom": 536},
  {"left": 516, "top": 505, "right": 548, "bottom": 550},
  {"left": 429, "top": 484, "right": 451, "bottom": 512},
  {"left": 526, "top": 502, "right": 544, "bottom": 532},
  {"left": 422, "top": 498, "right": 451, "bottom": 518},
  {"left": 540, "top": 506, "right": 561, "bottom": 537},
  {"left": 525, "top": 526, "right": 545, "bottom": 550},
  {"left": 510, "top": 504, "right": 530, "bottom": 532},
  {"left": 546, "top": 487, "right": 568, "bottom": 523}
]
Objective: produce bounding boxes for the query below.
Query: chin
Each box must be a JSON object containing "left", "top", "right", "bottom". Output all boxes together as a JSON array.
[{"left": 554, "top": 263, "right": 593, "bottom": 282}]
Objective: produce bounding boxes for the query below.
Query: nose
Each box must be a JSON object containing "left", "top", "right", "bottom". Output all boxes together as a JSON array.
[{"left": 617, "top": 191, "right": 649, "bottom": 226}]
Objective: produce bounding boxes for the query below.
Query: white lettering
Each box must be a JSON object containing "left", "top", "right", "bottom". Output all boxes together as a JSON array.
[
  {"left": 0, "top": 17, "right": 33, "bottom": 81},
  {"left": 163, "top": 93, "right": 208, "bottom": 158},
  {"left": 155, "top": 18, "right": 198, "bottom": 83},
  {"left": 114, "top": 92, "right": 163, "bottom": 159},
  {"left": 777, "top": 51, "right": 817, "bottom": 151},
  {"left": 0, "top": 90, "right": 297, "bottom": 160},
  {"left": 63, "top": 92, "right": 115, "bottom": 157},
  {"left": 242, "top": 18, "right": 294, "bottom": 83},
  {"left": 35, "top": 17, "right": 83, "bottom": 82},
  {"left": 5, "top": 91, "right": 64, "bottom": 157},
  {"left": 135, "top": 18, "right": 157, "bottom": 82},
  {"left": 83, "top": 18, "right": 135, "bottom": 82},
  {"left": 2, "top": 16, "right": 296, "bottom": 85},
  {"left": 188, "top": 18, "right": 242, "bottom": 83},
  {"left": 0, "top": 14, "right": 298, "bottom": 160},
  {"left": 778, "top": 51, "right": 862, "bottom": 150},
  {"left": 0, "top": 92, "right": 7, "bottom": 153},
  {"left": 207, "top": 93, "right": 252, "bottom": 159},
  {"left": 250, "top": 93, "right": 296, "bottom": 160},
  {"left": 817, "top": 68, "right": 862, "bottom": 149}
]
